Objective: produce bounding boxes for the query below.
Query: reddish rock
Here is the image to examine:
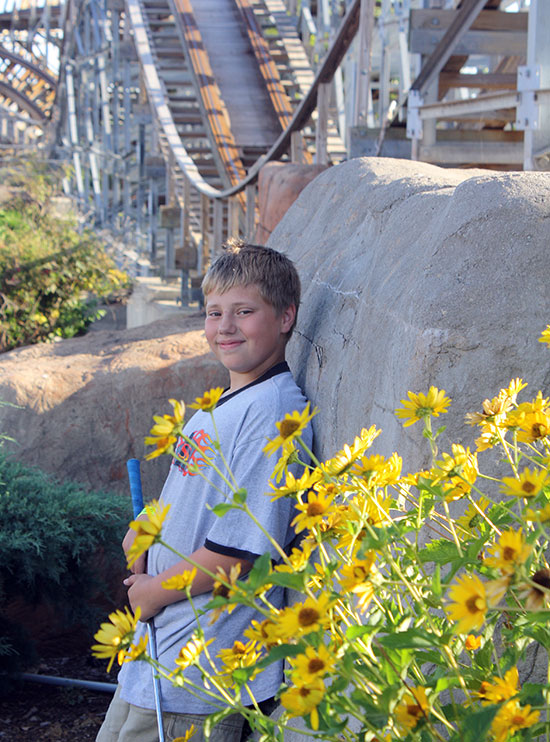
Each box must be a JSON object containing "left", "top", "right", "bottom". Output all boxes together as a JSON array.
[
  {"left": 255, "top": 162, "right": 329, "bottom": 245},
  {"left": 0, "top": 314, "right": 228, "bottom": 499}
]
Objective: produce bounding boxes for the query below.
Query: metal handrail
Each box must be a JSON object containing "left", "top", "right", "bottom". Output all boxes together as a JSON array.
[{"left": 128, "top": 0, "right": 360, "bottom": 203}]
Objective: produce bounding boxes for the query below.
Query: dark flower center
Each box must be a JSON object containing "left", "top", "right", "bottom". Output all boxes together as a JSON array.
[
  {"left": 280, "top": 420, "right": 301, "bottom": 439},
  {"left": 308, "top": 659, "right": 325, "bottom": 673},
  {"left": 299, "top": 608, "right": 320, "bottom": 626}
]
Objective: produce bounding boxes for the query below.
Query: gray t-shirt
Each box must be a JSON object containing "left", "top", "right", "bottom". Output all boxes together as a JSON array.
[{"left": 119, "top": 363, "right": 312, "bottom": 714}]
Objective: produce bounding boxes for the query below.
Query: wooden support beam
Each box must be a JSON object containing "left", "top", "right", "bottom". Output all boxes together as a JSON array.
[
  {"left": 315, "top": 82, "right": 330, "bottom": 165},
  {"left": 352, "top": 0, "right": 375, "bottom": 127},
  {"left": 410, "top": 0, "right": 495, "bottom": 95}
]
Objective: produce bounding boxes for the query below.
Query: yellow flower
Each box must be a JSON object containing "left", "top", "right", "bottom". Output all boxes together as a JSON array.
[
  {"left": 209, "top": 563, "right": 243, "bottom": 623},
  {"left": 145, "top": 399, "right": 185, "bottom": 459},
  {"left": 263, "top": 403, "right": 317, "bottom": 457},
  {"left": 126, "top": 501, "right": 171, "bottom": 568},
  {"left": 122, "top": 635, "right": 149, "bottom": 663},
  {"left": 275, "top": 540, "right": 315, "bottom": 574},
  {"left": 486, "top": 576, "right": 510, "bottom": 607},
  {"left": 394, "top": 686, "right": 429, "bottom": 731},
  {"left": 274, "top": 594, "right": 332, "bottom": 640},
  {"left": 339, "top": 552, "right": 377, "bottom": 612},
  {"left": 280, "top": 678, "right": 325, "bottom": 729},
  {"left": 291, "top": 486, "right": 336, "bottom": 533},
  {"left": 351, "top": 452, "right": 402, "bottom": 488},
  {"left": 188, "top": 387, "right": 224, "bottom": 412},
  {"left": 290, "top": 644, "right": 337, "bottom": 685},
  {"left": 92, "top": 606, "right": 141, "bottom": 672},
  {"left": 271, "top": 444, "right": 298, "bottom": 484},
  {"left": 501, "top": 467, "right": 548, "bottom": 498},
  {"left": 320, "top": 426, "right": 381, "bottom": 476},
  {"left": 475, "top": 424, "right": 501, "bottom": 452},
  {"left": 216, "top": 639, "right": 261, "bottom": 687},
  {"left": 464, "top": 635, "right": 481, "bottom": 651},
  {"left": 162, "top": 568, "right": 197, "bottom": 591},
  {"left": 478, "top": 667, "right": 519, "bottom": 705},
  {"left": 173, "top": 634, "right": 213, "bottom": 671},
  {"left": 466, "top": 379, "right": 527, "bottom": 426},
  {"left": 539, "top": 325, "right": 550, "bottom": 345},
  {"left": 520, "top": 567, "right": 550, "bottom": 610},
  {"left": 243, "top": 618, "right": 280, "bottom": 649},
  {"left": 144, "top": 433, "right": 178, "bottom": 460},
  {"left": 446, "top": 574, "right": 487, "bottom": 634},
  {"left": 173, "top": 725, "right": 197, "bottom": 742},
  {"left": 491, "top": 701, "right": 540, "bottom": 742},
  {"left": 516, "top": 410, "right": 550, "bottom": 443},
  {"left": 524, "top": 503, "right": 550, "bottom": 523},
  {"left": 456, "top": 496, "right": 491, "bottom": 535},
  {"left": 484, "top": 529, "right": 531, "bottom": 575},
  {"left": 336, "top": 493, "right": 392, "bottom": 551},
  {"left": 269, "top": 469, "right": 321, "bottom": 501},
  {"left": 395, "top": 386, "right": 451, "bottom": 427}
]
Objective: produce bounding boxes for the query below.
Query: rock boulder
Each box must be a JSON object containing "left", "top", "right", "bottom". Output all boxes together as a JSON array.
[
  {"left": 271, "top": 157, "right": 550, "bottom": 472},
  {"left": 0, "top": 314, "right": 228, "bottom": 499}
]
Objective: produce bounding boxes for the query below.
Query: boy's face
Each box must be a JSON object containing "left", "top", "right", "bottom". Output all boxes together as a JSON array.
[{"left": 204, "top": 284, "right": 295, "bottom": 391}]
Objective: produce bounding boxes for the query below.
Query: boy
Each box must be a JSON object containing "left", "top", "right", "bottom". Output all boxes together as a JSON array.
[{"left": 97, "top": 241, "right": 313, "bottom": 742}]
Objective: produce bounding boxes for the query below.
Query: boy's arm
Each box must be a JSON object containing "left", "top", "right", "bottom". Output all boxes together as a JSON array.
[{"left": 124, "top": 547, "right": 252, "bottom": 621}]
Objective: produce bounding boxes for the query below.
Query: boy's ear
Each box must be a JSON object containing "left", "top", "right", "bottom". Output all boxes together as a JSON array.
[{"left": 280, "top": 304, "right": 296, "bottom": 334}]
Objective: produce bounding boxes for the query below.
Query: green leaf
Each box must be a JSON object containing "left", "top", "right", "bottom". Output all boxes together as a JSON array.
[
  {"left": 418, "top": 538, "right": 459, "bottom": 565},
  {"left": 247, "top": 553, "right": 271, "bottom": 591},
  {"left": 450, "top": 704, "right": 500, "bottom": 742},
  {"left": 268, "top": 571, "right": 307, "bottom": 591},
  {"left": 349, "top": 691, "right": 388, "bottom": 728},
  {"left": 233, "top": 488, "right": 247, "bottom": 504},
  {"left": 210, "top": 503, "right": 234, "bottom": 517},
  {"left": 346, "top": 625, "right": 375, "bottom": 641},
  {"left": 379, "top": 629, "right": 439, "bottom": 650},
  {"left": 256, "top": 643, "right": 303, "bottom": 669}
]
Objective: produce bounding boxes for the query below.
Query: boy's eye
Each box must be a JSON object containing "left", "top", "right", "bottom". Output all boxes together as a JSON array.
[
  {"left": 207, "top": 311, "right": 221, "bottom": 318},
  {"left": 237, "top": 308, "right": 252, "bottom": 315}
]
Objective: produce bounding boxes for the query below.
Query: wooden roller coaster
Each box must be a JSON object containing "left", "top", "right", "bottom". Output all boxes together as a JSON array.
[{"left": 0, "top": 0, "right": 548, "bottom": 287}]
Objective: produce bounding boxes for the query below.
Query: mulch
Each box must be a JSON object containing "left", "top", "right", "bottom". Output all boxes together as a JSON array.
[{"left": 1, "top": 653, "right": 118, "bottom": 742}]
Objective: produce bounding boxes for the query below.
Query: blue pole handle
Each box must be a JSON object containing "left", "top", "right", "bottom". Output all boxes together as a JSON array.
[{"left": 127, "top": 458, "right": 144, "bottom": 518}]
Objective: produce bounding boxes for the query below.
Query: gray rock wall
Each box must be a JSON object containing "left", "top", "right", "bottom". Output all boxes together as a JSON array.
[{"left": 271, "top": 157, "right": 550, "bottom": 473}]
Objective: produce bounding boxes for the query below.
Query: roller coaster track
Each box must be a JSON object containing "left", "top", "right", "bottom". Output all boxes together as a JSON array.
[
  {"left": 0, "top": 43, "right": 56, "bottom": 120},
  {"left": 0, "top": 0, "right": 546, "bottom": 283}
]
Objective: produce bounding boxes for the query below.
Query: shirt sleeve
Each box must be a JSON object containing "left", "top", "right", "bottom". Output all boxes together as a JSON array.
[{"left": 204, "top": 397, "right": 297, "bottom": 562}]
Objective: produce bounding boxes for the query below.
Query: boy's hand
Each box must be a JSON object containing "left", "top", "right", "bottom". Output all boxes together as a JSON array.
[
  {"left": 122, "top": 515, "right": 147, "bottom": 574},
  {"left": 124, "top": 573, "right": 161, "bottom": 621}
]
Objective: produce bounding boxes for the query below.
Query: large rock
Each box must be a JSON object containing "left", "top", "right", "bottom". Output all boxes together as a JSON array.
[
  {"left": 0, "top": 314, "right": 228, "bottom": 499},
  {"left": 271, "top": 157, "right": 550, "bottom": 472},
  {"left": 255, "top": 162, "right": 329, "bottom": 245}
]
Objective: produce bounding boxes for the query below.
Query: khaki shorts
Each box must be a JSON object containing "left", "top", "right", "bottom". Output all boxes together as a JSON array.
[{"left": 96, "top": 685, "right": 245, "bottom": 742}]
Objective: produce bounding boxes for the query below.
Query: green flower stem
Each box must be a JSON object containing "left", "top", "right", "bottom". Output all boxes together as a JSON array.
[
  {"left": 177, "top": 432, "right": 238, "bottom": 495},
  {"left": 295, "top": 435, "right": 322, "bottom": 470},
  {"left": 172, "top": 451, "right": 229, "bottom": 499},
  {"left": 209, "top": 410, "right": 238, "bottom": 490},
  {"left": 496, "top": 426, "right": 518, "bottom": 476},
  {"left": 442, "top": 499, "right": 463, "bottom": 558}
]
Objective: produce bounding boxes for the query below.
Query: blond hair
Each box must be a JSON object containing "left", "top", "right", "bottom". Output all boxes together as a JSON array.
[{"left": 202, "top": 239, "right": 301, "bottom": 335}]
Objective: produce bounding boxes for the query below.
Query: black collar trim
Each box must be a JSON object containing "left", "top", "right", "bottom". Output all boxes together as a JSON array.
[{"left": 216, "top": 362, "right": 290, "bottom": 408}]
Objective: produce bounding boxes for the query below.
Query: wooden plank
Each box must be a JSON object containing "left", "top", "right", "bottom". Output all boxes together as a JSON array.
[
  {"left": 410, "top": 28, "right": 527, "bottom": 57},
  {"left": 419, "top": 140, "right": 523, "bottom": 164},
  {"left": 438, "top": 72, "right": 516, "bottom": 89},
  {"left": 410, "top": 9, "right": 528, "bottom": 33}
]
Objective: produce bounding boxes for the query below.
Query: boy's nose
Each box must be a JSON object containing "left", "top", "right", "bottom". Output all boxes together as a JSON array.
[{"left": 219, "top": 313, "right": 236, "bottom": 333}]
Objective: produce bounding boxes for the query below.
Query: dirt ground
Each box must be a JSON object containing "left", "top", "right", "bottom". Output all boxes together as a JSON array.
[{"left": 1, "top": 653, "right": 118, "bottom": 742}]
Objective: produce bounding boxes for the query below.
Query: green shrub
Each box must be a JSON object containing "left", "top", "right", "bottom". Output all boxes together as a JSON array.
[
  {"left": 0, "top": 448, "right": 130, "bottom": 677},
  {"left": 0, "top": 157, "right": 130, "bottom": 352}
]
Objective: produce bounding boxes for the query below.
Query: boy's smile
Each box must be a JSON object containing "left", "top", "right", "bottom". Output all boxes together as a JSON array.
[{"left": 204, "top": 284, "right": 295, "bottom": 391}]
